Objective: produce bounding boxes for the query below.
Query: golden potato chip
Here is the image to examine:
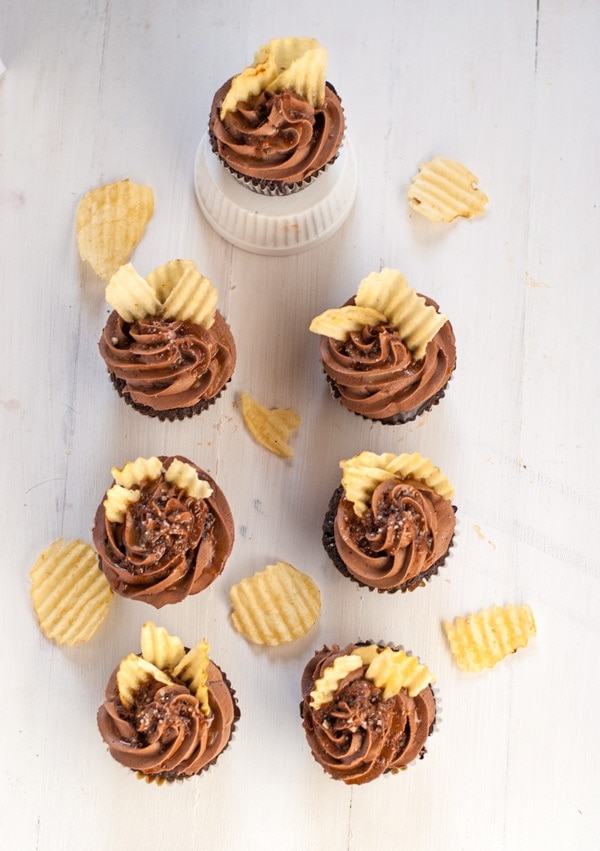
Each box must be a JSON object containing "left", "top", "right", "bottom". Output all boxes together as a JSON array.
[
  {"left": 443, "top": 603, "right": 536, "bottom": 672},
  {"left": 117, "top": 654, "right": 173, "bottom": 708},
  {"left": 161, "top": 267, "right": 218, "bottom": 329},
  {"left": 357, "top": 646, "right": 435, "bottom": 699},
  {"left": 146, "top": 259, "right": 197, "bottom": 301},
  {"left": 407, "top": 157, "right": 488, "bottom": 222},
  {"left": 240, "top": 392, "right": 300, "bottom": 458},
  {"left": 355, "top": 268, "right": 448, "bottom": 360},
  {"left": 173, "top": 640, "right": 211, "bottom": 715},
  {"left": 30, "top": 538, "right": 112, "bottom": 645},
  {"left": 111, "top": 456, "right": 164, "bottom": 488},
  {"left": 220, "top": 52, "right": 278, "bottom": 118},
  {"left": 266, "top": 42, "right": 328, "bottom": 107},
  {"left": 220, "top": 37, "right": 326, "bottom": 118},
  {"left": 103, "top": 484, "right": 141, "bottom": 523},
  {"left": 340, "top": 451, "right": 454, "bottom": 517},
  {"left": 76, "top": 179, "right": 154, "bottom": 280},
  {"left": 140, "top": 621, "right": 185, "bottom": 671},
  {"left": 309, "top": 305, "right": 388, "bottom": 341},
  {"left": 230, "top": 561, "right": 321, "bottom": 646},
  {"left": 105, "top": 263, "right": 160, "bottom": 323},
  {"left": 309, "top": 654, "right": 363, "bottom": 709},
  {"left": 163, "top": 458, "right": 213, "bottom": 500}
]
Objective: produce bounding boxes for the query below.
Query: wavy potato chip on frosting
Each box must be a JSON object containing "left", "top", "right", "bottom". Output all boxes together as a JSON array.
[{"left": 220, "top": 37, "right": 328, "bottom": 118}]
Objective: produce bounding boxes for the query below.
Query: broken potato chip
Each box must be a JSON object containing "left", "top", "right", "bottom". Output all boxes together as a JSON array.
[
  {"left": 240, "top": 392, "right": 300, "bottom": 458},
  {"left": 30, "top": 538, "right": 112, "bottom": 645},
  {"left": 76, "top": 179, "right": 154, "bottom": 280},
  {"left": 407, "top": 157, "right": 488, "bottom": 222},
  {"left": 230, "top": 561, "right": 321, "bottom": 645},
  {"left": 443, "top": 603, "right": 536, "bottom": 672}
]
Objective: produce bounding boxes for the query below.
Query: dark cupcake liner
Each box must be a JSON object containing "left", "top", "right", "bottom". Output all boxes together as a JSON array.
[
  {"left": 106, "top": 371, "right": 231, "bottom": 421},
  {"left": 324, "top": 371, "right": 453, "bottom": 425},
  {"left": 322, "top": 486, "right": 457, "bottom": 594},
  {"left": 135, "top": 665, "right": 241, "bottom": 785}
]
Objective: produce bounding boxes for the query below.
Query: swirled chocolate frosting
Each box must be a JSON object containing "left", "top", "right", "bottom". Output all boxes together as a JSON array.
[
  {"left": 92, "top": 456, "right": 234, "bottom": 607},
  {"left": 325, "top": 477, "right": 455, "bottom": 592},
  {"left": 99, "top": 309, "right": 236, "bottom": 416},
  {"left": 98, "top": 658, "right": 239, "bottom": 781},
  {"left": 209, "top": 79, "right": 345, "bottom": 187},
  {"left": 301, "top": 644, "right": 436, "bottom": 785},
  {"left": 319, "top": 296, "right": 456, "bottom": 423}
]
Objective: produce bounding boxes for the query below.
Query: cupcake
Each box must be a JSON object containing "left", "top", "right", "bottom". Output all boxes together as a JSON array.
[
  {"left": 322, "top": 451, "right": 456, "bottom": 593},
  {"left": 300, "top": 641, "right": 437, "bottom": 784},
  {"left": 208, "top": 37, "right": 345, "bottom": 195},
  {"left": 99, "top": 259, "right": 236, "bottom": 420},
  {"left": 98, "top": 622, "right": 239, "bottom": 782},
  {"left": 92, "top": 455, "right": 234, "bottom": 607},
  {"left": 309, "top": 268, "right": 456, "bottom": 424}
]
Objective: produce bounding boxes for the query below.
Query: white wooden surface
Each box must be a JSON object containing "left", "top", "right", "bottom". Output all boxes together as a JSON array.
[{"left": 2, "top": 2, "right": 599, "bottom": 849}]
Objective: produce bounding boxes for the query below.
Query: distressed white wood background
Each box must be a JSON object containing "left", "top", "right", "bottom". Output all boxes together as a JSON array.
[{"left": 1, "top": 1, "right": 599, "bottom": 849}]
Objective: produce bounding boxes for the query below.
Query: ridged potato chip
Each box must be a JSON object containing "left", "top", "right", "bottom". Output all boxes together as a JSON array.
[
  {"left": 220, "top": 37, "right": 327, "bottom": 118},
  {"left": 111, "top": 456, "right": 163, "bottom": 488},
  {"left": 162, "top": 266, "right": 218, "bottom": 329},
  {"left": 146, "top": 259, "right": 197, "bottom": 301},
  {"left": 140, "top": 621, "right": 185, "bottom": 671},
  {"left": 443, "top": 603, "right": 536, "bottom": 672},
  {"left": 105, "top": 263, "right": 160, "bottom": 323},
  {"left": 117, "top": 654, "right": 173, "bottom": 708},
  {"left": 173, "top": 640, "right": 211, "bottom": 715},
  {"left": 340, "top": 451, "right": 454, "bottom": 517},
  {"left": 407, "top": 157, "right": 488, "bottom": 222},
  {"left": 220, "top": 52, "right": 278, "bottom": 118},
  {"left": 356, "top": 646, "right": 435, "bottom": 699},
  {"left": 309, "top": 654, "right": 363, "bottom": 709},
  {"left": 103, "top": 484, "right": 141, "bottom": 523},
  {"left": 230, "top": 561, "right": 321, "bottom": 646},
  {"left": 30, "top": 539, "right": 112, "bottom": 645},
  {"left": 76, "top": 179, "right": 154, "bottom": 281},
  {"left": 356, "top": 268, "right": 448, "bottom": 360},
  {"left": 266, "top": 43, "right": 328, "bottom": 107},
  {"left": 240, "top": 392, "right": 300, "bottom": 458},
  {"left": 163, "top": 458, "right": 213, "bottom": 500},
  {"left": 309, "top": 305, "right": 388, "bottom": 341}
]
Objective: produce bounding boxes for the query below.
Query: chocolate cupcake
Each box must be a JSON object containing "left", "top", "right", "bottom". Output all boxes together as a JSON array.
[
  {"left": 300, "top": 641, "right": 437, "bottom": 785},
  {"left": 322, "top": 451, "right": 456, "bottom": 593},
  {"left": 309, "top": 268, "right": 456, "bottom": 424},
  {"left": 99, "top": 259, "right": 236, "bottom": 420},
  {"left": 98, "top": 622, "right": 239, "bottom": 782},
  {"left": 208, "top": 37, "right": 345, "bottom": 195},
  {"left": 92, "top": 455, "right": 234, "bottom": 607}
]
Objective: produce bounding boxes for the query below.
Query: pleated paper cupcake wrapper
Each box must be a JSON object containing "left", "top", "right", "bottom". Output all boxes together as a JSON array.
[
  {"left": 134, "top": 666, "right": 241, "bottom": 785},
  {"left": 322, "top": 486, "right": 459, "bottom": 594}
]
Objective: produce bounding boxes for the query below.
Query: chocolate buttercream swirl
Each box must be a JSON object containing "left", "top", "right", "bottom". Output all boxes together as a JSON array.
[
  {"left": 93, "top": 456, "right": 234, "bottom": 607},
  {"left": 99, "top": 310, "right": 236, "bottom": 415},
  {"left": 301, "top": 644, "right": 436, "bottom": 785},
  {"left": 333, "top": 478, "right": 456, "bottom": 592},
  {"left": 319, "top": 296, "right": 456, "bottom": 423},
  {"left": 98, "top": 659, "right": 238, "bottom": 782},
  {"left": 209, "top": 79, "right": 345, "bottom": 186}
]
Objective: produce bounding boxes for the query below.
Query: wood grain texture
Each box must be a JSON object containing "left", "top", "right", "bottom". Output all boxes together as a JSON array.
[{"left": 1, "top": 1, "right": 599, "bottom": 848}]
